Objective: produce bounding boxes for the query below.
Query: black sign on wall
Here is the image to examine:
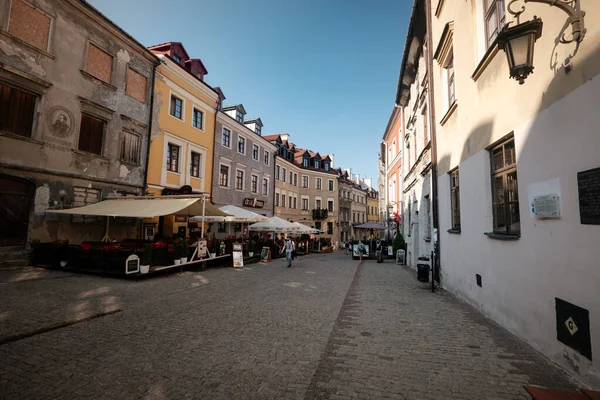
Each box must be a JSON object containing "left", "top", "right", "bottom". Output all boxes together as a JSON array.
[
  {"left": 577, "top": 167, "right": 600, "bottom": 225},
  {"left": 555, "top": 297, "right": 592, "bottom": 360}
]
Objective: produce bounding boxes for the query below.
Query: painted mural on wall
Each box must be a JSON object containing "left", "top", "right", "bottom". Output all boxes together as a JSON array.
[{"left": 46, "top": 106, "right": 74, "bottom": 138}]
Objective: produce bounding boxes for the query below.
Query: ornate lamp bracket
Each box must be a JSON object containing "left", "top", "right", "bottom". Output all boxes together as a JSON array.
[{"left": 507, "top": 0, "right": 586, "bottom": 43}]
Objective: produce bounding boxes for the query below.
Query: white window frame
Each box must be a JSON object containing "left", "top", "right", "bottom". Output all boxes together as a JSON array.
[
  {"left": 275, "top": 191, "right": 280, "bottom": 206},
  {"left": 221, "top": 127, "right": 232, "bottom": 149},
  {"left": 262, "top": 177, "right": 269, "bottom": 196},
  {"left": 264, "top": 150, "right": 270, "bottom": 166},
  {"left": 302, "top": 175, "right": 309, "bottom": 188},
  {"left": 237, "top": 135, "right": 246, "bottom": 155},
  {"left": 327, "top": 197, "right": 335, "bottom": 212},
  {"left": 169, "top": 90, "right": 185, "bottom": 121},
  {"left": 191, "top": 106, "right": 204, "bottom": 131},
  {"left": 316, "top": 178, "right": 322, "bottom": 190},
  {"left": 251, "top": 173, "right": 259, "bottom": 193},
  {"left": 328, "top": 179, "right": 334, "bottom": 191},
  {"left": 282, "top": 167, "right": 287, "bottom": 182},
  {"left": 235, "top": 168, "right": 245, "bottom": 191},
  {"left": 301, "top": 196, "right": 309, "bottom": 211},
  {"left": 219, "top": 163, "right": 231, "bottom": 188},
  {"left": 252, "top": 144, "right": 259, "bottom": 161},
  {"left": 186, "top": 142, "right": 207, "bottom": 190},
  {"left": 315, "top": 197, "right": 322, "bottom": 210}
]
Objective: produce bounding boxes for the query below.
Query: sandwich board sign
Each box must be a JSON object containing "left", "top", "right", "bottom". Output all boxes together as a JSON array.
[{"left": 125, "top": 254, "right": 140, "bottom": 274}]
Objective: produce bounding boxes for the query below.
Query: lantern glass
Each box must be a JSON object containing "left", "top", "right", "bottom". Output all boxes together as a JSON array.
[{"left": 507, "top": 34, "right": 532, "bottom": 68}]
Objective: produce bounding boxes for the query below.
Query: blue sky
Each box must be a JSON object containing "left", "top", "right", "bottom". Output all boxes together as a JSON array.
[{"left": 89, "top": 0, "right": 412, "bottom": 184}]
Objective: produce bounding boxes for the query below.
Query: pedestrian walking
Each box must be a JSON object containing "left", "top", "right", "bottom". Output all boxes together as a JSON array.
[
  {"left": 358, "top": 241, "right": 365, "bottom": 261},
  {"left": 280, "top": 237, "right": 296, "bottom": 268},
  {"left": 344, "top": 241, "right": 349, "bottom": 255}
]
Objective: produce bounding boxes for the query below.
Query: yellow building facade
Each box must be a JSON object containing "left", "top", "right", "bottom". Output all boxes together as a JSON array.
[{"left": 145, "top": 42, "right": 219, "bottom": 239}]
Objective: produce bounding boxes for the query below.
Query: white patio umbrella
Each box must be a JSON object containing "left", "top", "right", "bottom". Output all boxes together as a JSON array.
[
  {"left": 190, "top": 205, "right": 269, "bottom": 223},
  {"left": 290, "top": 222, "right": 323, "bottom": 234},
  {"left": 248, "top": 216, "right": 302, "bottom": 233}
]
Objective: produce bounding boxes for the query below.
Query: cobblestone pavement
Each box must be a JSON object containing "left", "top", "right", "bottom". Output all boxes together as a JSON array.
[{"left": 0, "top": 253, "right": 582, "bottom": 399}]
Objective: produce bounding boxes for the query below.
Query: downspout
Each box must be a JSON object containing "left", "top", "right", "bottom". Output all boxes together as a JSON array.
[
  {"left": 423, "top": 0, "right": 441, "bottom": 273},
  {"left": 143, "top": 64, "right": 157, "bottom": 194},
  {"left": 212, "top": 110, "right": 219, "bottom": 205}
]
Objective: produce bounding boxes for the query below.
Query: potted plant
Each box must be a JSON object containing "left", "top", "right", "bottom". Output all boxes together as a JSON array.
[
  {"left": 141, "top": 244, "right": 152, "bottom": 274},
  {"left": 210, "top": 239, "right": 218, "bottom": 258},
  {"left": 180, "top": 239, "right": 189, "bottom": 264},
  {"left": 53, "top": 239, "right": 69, "bottom": 267},
  {"left": 173, "top": 240, "right": 182, "bottom": 265}
]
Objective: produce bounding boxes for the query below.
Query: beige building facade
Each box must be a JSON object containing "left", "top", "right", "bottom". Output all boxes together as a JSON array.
[{"left": 431, "top": 0, "right": 600, "bottom": 385}]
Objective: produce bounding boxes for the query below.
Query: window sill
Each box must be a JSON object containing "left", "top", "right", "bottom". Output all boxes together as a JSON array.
[
  {"left": 165, "top": 170, "right": 181, "bottom": 175},
  {"left": 440, "top": 101, "right": 458, "bottom": 126},
  {"left": 80, "top": 70, "right": 117, "bottom": 91},
  {"left": 484, "top": 232, "right": 520, "bottom": 240},
  {"left": 0, "top": 30, "right": 55, "bottom": 59},
  {"left": 120, "top": 160, "right": 140, "bottom": 168},
  {"left": 447, "top": 228, "right": 461, "bottom": 234},
  {"left": 0, "top": 131, "right": 44, "bottom": 145},
  {"left": 471, "top": 41, "right": 500, "bottom": 82},
  {"left": 191, "top": 126, "right": 204, "bottom": 132},
  {"left": 72, "top": 149, "right": 110, "bottom": 161}
]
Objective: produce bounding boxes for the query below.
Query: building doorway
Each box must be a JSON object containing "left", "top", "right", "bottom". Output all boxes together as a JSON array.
[{"left": 0, "top": 175, "right": 34, "bottom": 246}]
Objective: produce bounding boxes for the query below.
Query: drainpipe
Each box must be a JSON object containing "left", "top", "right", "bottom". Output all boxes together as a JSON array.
[
  {"left": 143, "top": 64, "right": 157, "bottom": 194},
  {"left": 423, "top": 0, "right": 441, "bottom": 273}
]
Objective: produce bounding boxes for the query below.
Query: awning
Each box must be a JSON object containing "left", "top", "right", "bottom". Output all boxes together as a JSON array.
[
  {"left": 290, "top": 222, "right": 323, "bottom": 234},
  {"left": 47, "top": 197, "right": 230, "bottom": 219},
  {"left": 190, "top": 205, "right": 269, "bottom": 223}
]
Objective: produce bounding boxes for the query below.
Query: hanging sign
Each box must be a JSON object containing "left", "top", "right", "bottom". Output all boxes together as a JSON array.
[{"left": 125, "top": 254, "right": 140, "bottom": 275}]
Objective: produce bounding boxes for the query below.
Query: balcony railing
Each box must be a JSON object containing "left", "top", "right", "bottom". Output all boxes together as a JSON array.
[{"left": 312, "top": 208, "right": 329, "bottom": 220}]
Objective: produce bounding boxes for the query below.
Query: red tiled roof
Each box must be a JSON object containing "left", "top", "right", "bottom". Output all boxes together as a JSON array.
[{"left": 263, "top": 134, "right": 280, "bottom": 141}]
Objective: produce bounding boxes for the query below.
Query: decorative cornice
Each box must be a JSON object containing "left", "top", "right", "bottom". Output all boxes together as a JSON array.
[{"left": 434, "top": 21, "right": 454, "bottom": 67}]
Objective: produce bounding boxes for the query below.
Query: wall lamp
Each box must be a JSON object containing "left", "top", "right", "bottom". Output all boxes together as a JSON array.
[{"left": 499, "top": 0, "right": 586, "bottom": 84}]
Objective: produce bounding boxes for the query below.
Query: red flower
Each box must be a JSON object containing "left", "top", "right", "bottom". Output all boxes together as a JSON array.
[
  {"left": 151, "top": 241, "right": 166, "bottom": 249},
  {"left": 81, "top": 244, "right": 92, "bottom": 251}
]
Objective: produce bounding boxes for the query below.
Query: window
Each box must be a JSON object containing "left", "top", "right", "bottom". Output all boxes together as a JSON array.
[
  {"left": 251, "top": 175, "right": 258, "bottom": 193},
  {"left": 276, "top": 165, "right": 280, "bottom": 180},
  {"left": 485, "top": 0, "right": 506, "bottom": 48},
  {"left": 172, "top": 53, "right": 182, "bottom": 64},
  {"left": 275, "top": 193, "right": 280, "bottom": 206},
  {"left": 235, "top": 170, "right": 244, "bottom": 190},
  {"left": 289, "top": 171, "right": 293, "bottom": 184},
  {"left": 491, "top": 137, "right": 519, "bottom": 235},
  {"left": 328, "top": 180, "right": 334, "bottom": 191},
  {"left": 324, "top": 163, "right": 330, "bottom": 171},
  {"left": 126, "top": 68, "right": 147, "bottom": 103},
  {"left": 450, "top": 169, "right": 461, "bottom": 230},
  {"left": 362, "top": 214, "right": 365, "bottom": 223},
  {"left": 86, "top": 43, "right": 113, "bottom": 83},
  {"left": 303, "top": 158, "right": 309, "bottom": 167},
  {"left": 328, "top": 200, "right": 334, "bottom": 212},
  {"left": 8, "top": 0, "right": 51, "bottom": 51},
  {"left": 170, "top": 95, "right": 183, "bottom": 119},
  {"left": 327, "top": 222, "right": 333, "bottom": 235},
  {"left": 282, "top": 168, "right": 287, "bottom": 182},
  {"left": 262, "top": 178, "right": 268, "bottom": 195},
  {"left": 447, "top": 55, "right": 455, "bottom": 106},
  {"left": 288, "top": 196, "right": 292, "bottom": 208},
  {"left": 293, "top": 173, "right": 297, "bottom": 186},
  {"left": 0, "top": 82, "right": 36, "bottom": 138},
  {"left": 281, "top": 195, "right": 286, "bottom": 208},
  {"left": 121, "top": 130, "right": 141, "bottom": 164},
  {"left": 316, "top": 178, "right": 322, "bottom": 190},
  {"left": 78, "top": 114, "right": 105, "bottom": 155},
  {"left": 302, "top": 198, "right": 308, "bottom": 210},
  {"left": 315, "top": 160, "right": 320, "bottom": 169},
  {"left": 315, "top": 222, "right": 322, "bottom": 230},
  {"left": 192, "top": 108, "right": 203, "bottom": 129},
  {"left": 353, "top": 213, "right": 356, "bottom": 222},
  {"left": 425, "top": 195, "right": 432, "bottom": 240},
  {"left": 293, "top": 197, "right": 297, "bottom": 209},
  {"left": 219, "top": 165, "right": 229, "bottom": 187},
  {"left": 236, "top": 111, "right": 243, "bottom": 123},
  {"left": 316, "top": 199, "right": 322, "bottom": 209},
  {"left": 252, "top": 144, "right": 259, "bottom": 161},
  {"left": 302, "top": 176, "right": 309, "bottom": 188},
  {"left": 256, "top": 126, "right": 261, "bottom": 135},
  {"left": 166, "top": 143, "right": 180, "bottom": 172},
  {"left": 190, "top": 151, "right": 201, "bottom": 178},
  {"left": 264, "top": 150, "right": 270, "bottom": 166},
  {"left": 221, "top": 128, "right": 231, "bottom": 147},
  {"left": 238, "top": 136, "right": 245, "bottom": 154}
]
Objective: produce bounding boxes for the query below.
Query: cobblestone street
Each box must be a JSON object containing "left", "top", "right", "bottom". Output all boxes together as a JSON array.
[{"left": 0, "top": 253, "right": 581, "bottom": 399}]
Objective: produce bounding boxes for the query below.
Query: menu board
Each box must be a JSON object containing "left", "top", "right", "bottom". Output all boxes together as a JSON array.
[
  {"left": 260, "top": 247, "right": 271, "bottom": 263},
  {"left": 577, "top": 167, "right": 600, "bottom": 225},
  {"left": 232, "top": 243, "right": 243, "bottom": 268},
  {"left": 198, "top": 239, "right": 207, "bottom": 258},
  {"left": 125, "top": 254, "right": 140, "bottom": 275}
]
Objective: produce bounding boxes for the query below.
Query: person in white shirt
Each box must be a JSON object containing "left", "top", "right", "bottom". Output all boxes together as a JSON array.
[{"left": 280, "top": 237, "right": 296, "bottom": 268}]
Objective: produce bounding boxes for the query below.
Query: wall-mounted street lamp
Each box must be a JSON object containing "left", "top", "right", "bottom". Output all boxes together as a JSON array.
[{"left": 499, "top": 0, "right": 586, "bottom": 84}]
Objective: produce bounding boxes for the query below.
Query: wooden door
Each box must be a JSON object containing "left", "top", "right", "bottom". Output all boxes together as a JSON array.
[{"left": 0, "top": 175, "right": 33, "bottom": 246}]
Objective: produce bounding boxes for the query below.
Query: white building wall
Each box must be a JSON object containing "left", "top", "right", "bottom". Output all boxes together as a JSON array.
[{"left": 439, "top": 75, "right": 600, "bottom": 385}]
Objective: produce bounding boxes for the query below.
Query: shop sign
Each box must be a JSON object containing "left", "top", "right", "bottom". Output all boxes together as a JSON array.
[
  {"left": 243, "top": 198, "right": 265, "bottom": 208},
  {"left": 162, "top": 185, "right": 193, "bottom": 196},
  {"left": 174, "top": 216, "right": 188, "bottom": 223}
]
